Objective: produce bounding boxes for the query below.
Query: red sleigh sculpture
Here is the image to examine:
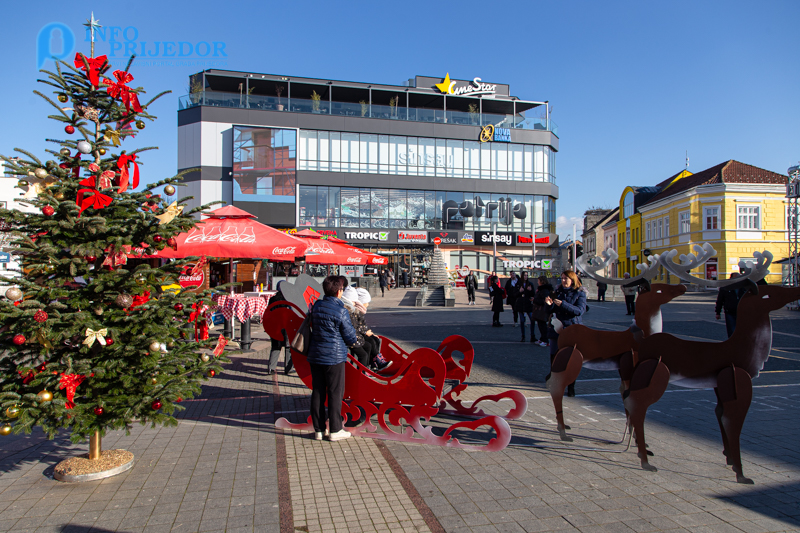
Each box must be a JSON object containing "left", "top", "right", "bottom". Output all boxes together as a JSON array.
[{"left": 263, "top": 275, "right": 527, "bottom": 451}]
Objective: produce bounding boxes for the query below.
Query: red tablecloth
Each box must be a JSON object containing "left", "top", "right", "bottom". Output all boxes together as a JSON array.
[{"left": 212, "top": 294, "right": 268, "bottom": 322}]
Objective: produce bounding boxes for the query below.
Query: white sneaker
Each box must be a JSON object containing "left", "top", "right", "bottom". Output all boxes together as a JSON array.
[
  {"left": 328, "top": 429, "right": 351, "bottom": 442},
  {"left": 313, "top": 429, "right": 330, "bottom": 441}
]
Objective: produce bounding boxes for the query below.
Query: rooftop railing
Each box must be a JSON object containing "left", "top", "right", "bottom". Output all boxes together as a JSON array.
[{"left": 179, "top": 91, "right": 558, "bottom": 137}]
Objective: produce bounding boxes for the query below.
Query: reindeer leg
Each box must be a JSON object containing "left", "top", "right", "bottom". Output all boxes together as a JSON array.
[
  {"left": 546, "top": 347, "right": 583, "bottom": 441},
  {"left": 713, "top": 388, "right": 732, "bottom": 465},
  {"left": 623, "top": 359, "right": 669, "bottom": 472},
  {"left": 716, "top": 366, "right": 754, "bottom": 484},
  {"left": 619, "top": 351, "right": 653, "bottom": 456}
]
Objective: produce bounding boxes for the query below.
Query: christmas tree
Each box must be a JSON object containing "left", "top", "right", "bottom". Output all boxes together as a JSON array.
[{"left": 0, "top": 16, "right": 225, "bottom": 474}]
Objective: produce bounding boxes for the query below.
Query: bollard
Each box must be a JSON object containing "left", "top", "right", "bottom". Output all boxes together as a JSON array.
[
  {"left": 223, "top": 318, "right": 232, "bottom": 339},
  {"left": 240, "top": 317, "right": 252, "bottom": 351}
]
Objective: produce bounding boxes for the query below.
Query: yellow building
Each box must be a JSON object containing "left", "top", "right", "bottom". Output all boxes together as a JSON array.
[
  {"left": 616, "top": 184, "right": 663, "bottom": 275},
  {"left": 637, "top": 160, "right": 788, "bottom": 283}
]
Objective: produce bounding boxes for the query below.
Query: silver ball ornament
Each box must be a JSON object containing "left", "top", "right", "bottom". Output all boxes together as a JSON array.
[
  {"left": 164, "top": 185, "right": 176, "bottom": 196},
  {"left": 200, "top": 353, "right": 210, "bottom": 363},
  {"left": 34, "top": 168, "right": 48, "bottom": 179},
  {"left": 4, "top": 287, "right": 23, "bottom": 301},
  {"left": 149, "top": 341, "right": 161, "bottom": 353},
  {"left": 77, "top": 141, "right": 92, "bottom": 154}
]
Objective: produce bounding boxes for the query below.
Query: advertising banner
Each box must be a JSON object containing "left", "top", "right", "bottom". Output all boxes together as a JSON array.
[{"left": 474, "top": 232, "right": 515, "bottom": 246}]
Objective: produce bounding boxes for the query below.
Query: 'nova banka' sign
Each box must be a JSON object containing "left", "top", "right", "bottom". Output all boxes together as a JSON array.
[{"left": 442, "top": 196, "right": 526, "bottom": 226}]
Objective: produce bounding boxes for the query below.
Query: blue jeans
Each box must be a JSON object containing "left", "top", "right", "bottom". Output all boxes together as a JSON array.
[
  {"left": 725, "top": 313, "right": 737, "bottom": 338},
  {"left": 519, "top": 312, "right": 533, "bottom": 338}
]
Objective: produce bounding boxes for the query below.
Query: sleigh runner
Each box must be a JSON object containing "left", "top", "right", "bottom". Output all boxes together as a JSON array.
[{"left": 263, "top": 275, "right": 527, "bottom": 451}]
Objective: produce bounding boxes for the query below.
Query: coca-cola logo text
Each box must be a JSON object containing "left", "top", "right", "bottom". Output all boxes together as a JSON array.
[{"left": 272, "top": 246, "right": 297, "bottom": 255}]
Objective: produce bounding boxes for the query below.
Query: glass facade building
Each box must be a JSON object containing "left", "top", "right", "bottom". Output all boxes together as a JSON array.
[{"left": 178, "top": 70, "right": 560, "bottom": 278}]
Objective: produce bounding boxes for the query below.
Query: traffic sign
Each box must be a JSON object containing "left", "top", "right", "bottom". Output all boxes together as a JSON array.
[
  {"left": 0, "top": 252, "right": 10, "bottom": 264},
  {"left": 433, "top": 237, "right": 441, "bottom": 245}
]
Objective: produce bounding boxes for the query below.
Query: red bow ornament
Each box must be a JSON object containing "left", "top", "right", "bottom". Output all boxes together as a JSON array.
[
  {"left": 104, "top": 70, "right": 143, "bottom": 115},
  {"left": 102, "top": 244, "right": 132, "bottom": 270},
  {"left": 76, "top": 176, "right": 113, "bottom": 216},
  {"left": 59, "top": 373, "right": 86, "bottom": 409},
  {"left": 74, "top": 54, "right": 109, "bottom": 88},
  {"left": 189, "top": 302, "right": 209, "bottom": 341},
  {"left": 117, "top": 154, "right": 139, "bottom": 193},
  {"left": 131, "top": 291, "right": 151, "bottom": 309}
]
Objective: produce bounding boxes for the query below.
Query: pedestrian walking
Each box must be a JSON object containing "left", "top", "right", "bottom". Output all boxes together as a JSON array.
[
  {"left": 715, "top": 273, "right": 744, "bottom": 338},
  {"left": 401, "top": 268, "right": 409, "bottom": 288},
  {"left": 622, "top": 272, "right": 637, "bottom": 315},
  {"left": 597, "top": 281, "right": 607, "bottom": 302},
  {"left": 307, "top": 275, "right": 358, "bottom": 442},
  {"left": 532, "top": 275, "right": 553, "bottom": 346},
  {"left": 387, "top": 269, "right": 395, "bottom": 290},
  {"left": 505, "top": 271, "right": 521, "bottom": 327},
  {"left": 464, "top": 270, "right": 478, "bottom": 305},
  {"left": 489, "top": 275, "right": 506, "bottom": 327},
  {"left": 516, "top": 272, "right": 535, "bottom": 342},
  {"left": 379, "top": 270, "right": 388, "bottom": 297},
  {"left": 545, "top": 271, "right": 587, "bottom": 397}
]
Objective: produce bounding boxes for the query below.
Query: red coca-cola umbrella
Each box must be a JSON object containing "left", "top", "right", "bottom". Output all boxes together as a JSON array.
[
  {"left": 158, "top": 206, "right": 308, "bottom": 261},
  {"left": 328, "top": 237, "right": 388, "bottom": 266},
  {"left": 294, "top": 230, "right": 387, "bottom": 266}
]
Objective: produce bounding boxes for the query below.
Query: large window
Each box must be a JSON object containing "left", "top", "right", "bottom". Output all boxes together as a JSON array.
[
  {"left": 297, "top": 185, "right": 556, "bottom": 233},
  {"left": 233, "top": 126, "right": 296, "bottom": 203},
  {"left": 704, "top": 207, "right": 719, "bottom": 230},
  {"left": 737, "top": 205, "right": 760, "bottom": 230},
  {"left": 298, "top": 130, "right": 556, "bottom": 183},
  {"left": 679, "top": 211, "right": 690, "bottom": 234}
]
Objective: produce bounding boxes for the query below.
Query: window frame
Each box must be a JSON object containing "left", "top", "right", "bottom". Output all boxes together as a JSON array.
[{"left": 736, "top": 204, "right": 761, "bottom": 230}]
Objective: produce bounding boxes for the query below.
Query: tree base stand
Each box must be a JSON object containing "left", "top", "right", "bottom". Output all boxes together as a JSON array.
[
  {"left": 53, "top": 449, "right": 134, "bottom": 482},
  {"left": 53, "top": 432, "right": 133, "bottom": 482}
]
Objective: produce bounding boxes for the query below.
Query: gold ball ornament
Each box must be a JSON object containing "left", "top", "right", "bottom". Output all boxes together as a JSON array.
[
  {"left": 115, "top": 294, "right": 133, "bottom": 308},
  {"left": 98, "top": 148, "right": 106, "bottom": 156},
  {"left": 37, "top": 391, "right": 53, "bottom": 403},
  {"left": 0, "top": 425, "right": 11, "bottom": 436},
  {"left": 18, "top": 179, "right": 29, "bottom": 187},
  {"left": 59, "top": 148, "right": 70, "bottom": 157},
  {"left": 57, "top": 93, "right": 68, "bottom": 103},
  {"left": 5, "top": 406, "right": 20, "bottom": 419},
  {"left": 55, "top": 192, "right": 65, "bottom": 200},
  {"left": 149, "top": 341, "right": 161, "bottom": 353},
  {"left": 200, "top": 353, "right": 210, "bottom": 363},
  {"left": 164, "top": 184, "right": 176, "bottom": 196},
  {"left": 94, "top": 307, "right": 104, "bottom": 316},
  {"left": 151, "top": 377, "right": 158, "bottom": 385},
  {"left": 135, "top": 120, "right": 146, "bottom": 130},
  {"left": 46, "top": 160, "right": 56, "bottom": 168},
  {"left": 136, "top": 277, "right": 146, "bottom": 286},
  {"left": 34, "top": 168, "right": 48, "bottom": 179}
]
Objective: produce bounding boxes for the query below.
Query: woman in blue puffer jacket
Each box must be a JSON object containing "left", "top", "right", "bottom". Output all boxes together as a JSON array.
[
  {"left": 545, "top": 270, "right": 587, "bottom": 397},
  {"left": 307, "top": 275, "right": 358, "bottom": 442}
]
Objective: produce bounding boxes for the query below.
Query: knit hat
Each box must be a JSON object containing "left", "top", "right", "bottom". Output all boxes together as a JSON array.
[
  {"left": 356, "top": 287, "right": 372, "bottom": 304},
  {"left": 342, "top": 286, "right": 358, "bottom": 302}
]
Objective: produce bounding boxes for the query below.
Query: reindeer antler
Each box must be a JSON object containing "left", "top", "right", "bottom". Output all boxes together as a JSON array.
[
  {"left": 577, "top": 248, "right": 661, "bottom": 286},
  {"left": 659, "top": 243, "right": 772, "bottom": 287}
]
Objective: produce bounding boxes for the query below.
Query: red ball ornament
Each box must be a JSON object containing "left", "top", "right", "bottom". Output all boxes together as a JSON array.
[
  {"left": 151, "top": 400, "right": 162, "bottom": 410},
  {"left": 208, "top": 370, "right": 216, "bottom": 378},
  {"left": 94, "top": 407, "right": 104, "bottom": 416},
  {"left": 167, "top": 237, "right": 177, "bottom": 248},
  {"left": 59, "top": 163, "right": 68, "bottom": 169},
  {"left": 173, "top": 303, "right": 184, "bottom": 311},
  {"left": 85, "top": 255, "right": 97, "bottom": 263},
  {"left": 12, "top": 334, "right": 25, "bottom": 345},
  {"left": 65, "top": 125, "right": 75, "bottom": 134},
  {"left": 37, "top": 363, "right": 47, "bottom": 372},
  {"left": 42, "top": 206, "right": 55, "bottom": 217},
  {"left": 175, "top": 397, "right": 182, "bottom": 403},
  {"left": 34, "top": 310, "right": 48, "bottom": 323},
  {"left": 153, "top": 235, "right": 164, "bottom": 243},
  {"left": 105, "top": 338, "right": 114, "bottom": 346}
]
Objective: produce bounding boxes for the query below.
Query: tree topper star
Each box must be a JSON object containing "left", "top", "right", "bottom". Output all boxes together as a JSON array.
[{"left": 83, "top": 13, "right": 102, "bottom": 43}]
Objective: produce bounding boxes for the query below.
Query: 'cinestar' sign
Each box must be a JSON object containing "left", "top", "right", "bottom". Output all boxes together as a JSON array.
[
  {"left": 503, "top": 259, "right": 553, "bottom": 270},
  {"left": 435, "top": 73, "right": 497, "bottom": 96}
]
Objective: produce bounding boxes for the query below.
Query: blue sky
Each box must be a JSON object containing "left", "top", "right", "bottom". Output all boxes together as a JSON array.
[{"left": 2, "top": 1, "right": 798, "bottom": 240}]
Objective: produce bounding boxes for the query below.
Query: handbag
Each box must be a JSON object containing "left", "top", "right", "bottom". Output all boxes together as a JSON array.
[
  {"left": 531, "top": 303, "right": 549, "bottom": 322},
  {"left": 290, "top": 314, "right": 312, "bottom": 355}
]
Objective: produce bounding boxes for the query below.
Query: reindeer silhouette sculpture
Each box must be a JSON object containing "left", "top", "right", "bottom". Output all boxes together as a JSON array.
[
  {"left": 624, "top": 246, "right": 799, "bottom": 483},
  {"left": 546, "top": 249, "right": 686, "bottom": 441}
]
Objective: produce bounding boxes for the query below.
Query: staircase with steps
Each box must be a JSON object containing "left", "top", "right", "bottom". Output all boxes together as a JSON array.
[{"left": 415, "top": 249, "right": 455, "bottom": 307}]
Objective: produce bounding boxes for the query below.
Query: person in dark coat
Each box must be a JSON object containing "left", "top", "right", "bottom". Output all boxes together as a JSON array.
[
  {"left": 532, "top": 276, "right": 553, "bottom": 346},
  {"left": 307, "top": 275, "right": 358, "bottom": 442},
  {"left": 515, "top": 272, "right": 535, "bottom": 342},
  {"left": 464, "top": 271, "right": 478, "bottom": 305},
  {"left": 266, "top": 282, "right": 293, "bottom": 375},
  {"left": 505, "top": 272, "right": 521, "bottom": 327},
  {"left": 715, "top": 273, "right": 744, "bottom": 338},
  {"left": 545, "top": 271, "right": 587, "bottom": 397},
  {"left": 489, "top": 276, "right": 506, "bottom": 327},
  {"left": 401, "top": 269, "right": 409, "bottom": 288},
  {"left": 378, "top": 270, "right": 388, "bottom": 297},
  {"left": 596, "top": 281, "right": 607, "bottom": 302}
]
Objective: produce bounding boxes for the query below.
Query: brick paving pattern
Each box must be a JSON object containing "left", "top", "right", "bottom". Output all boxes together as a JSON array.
[{"left": 0, "top": 286, "right": 798, "bottom": 532}]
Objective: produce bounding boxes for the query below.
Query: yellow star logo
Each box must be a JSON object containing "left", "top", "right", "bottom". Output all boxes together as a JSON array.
[{"left": 435, "top": 73, "right": 455, "bottom": 94}]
